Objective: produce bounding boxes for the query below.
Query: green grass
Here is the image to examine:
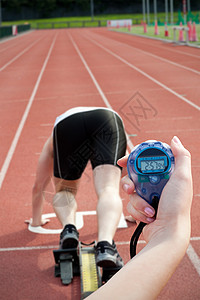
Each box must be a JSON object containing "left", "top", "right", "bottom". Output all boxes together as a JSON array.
[
  {"left": 114, "top": 23, "right": 200, "bottom": 46},
  {"left": 2, "top": 12, "right": 199, "bottom": 45},
  {"left": 2, "top": 12, "right": 190, "bottom": 29}
]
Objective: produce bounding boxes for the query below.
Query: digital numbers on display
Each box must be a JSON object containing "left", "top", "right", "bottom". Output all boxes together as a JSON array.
[{"left": 140, "top": 159, "right": 165, "bottom": 172}]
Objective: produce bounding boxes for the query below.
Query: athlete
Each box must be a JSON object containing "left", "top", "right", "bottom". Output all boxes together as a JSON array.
[
  {"left": 26, "top": 107, "right": 127, "bottom": 268},
  {"left": 87, "top": 136, "right": 193, "bottom": 299}
]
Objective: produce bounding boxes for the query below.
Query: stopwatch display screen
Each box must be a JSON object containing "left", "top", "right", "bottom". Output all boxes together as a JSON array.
[
  {"left": 136, "top": 149, "right": 169, "bottom": 174},
  {"left": 140, "top": 157, "right": 166, "bottom": 172},
  {"left": 127, "top": 140, "right": 175, "bottom": 206}
]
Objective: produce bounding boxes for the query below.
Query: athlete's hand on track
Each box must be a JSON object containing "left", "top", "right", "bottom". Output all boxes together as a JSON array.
[{"left": 25, "top": 217, "right": 50, "bottom": 227}]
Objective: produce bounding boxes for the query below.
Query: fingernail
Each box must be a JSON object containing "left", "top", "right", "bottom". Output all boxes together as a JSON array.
[
  {"left": 173, "top": 136, "right": 182, "bottom": 146},
  {"left": 144, "top": 207, "right": 154, "bottom": 217},
  {"left": 146, "top": 217, "right": 155, "bottom": 223}
]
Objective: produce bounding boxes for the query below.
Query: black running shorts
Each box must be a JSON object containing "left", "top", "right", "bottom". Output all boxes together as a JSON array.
[{"left": 53, "top": 107, "right": 127, "bottom": 180}]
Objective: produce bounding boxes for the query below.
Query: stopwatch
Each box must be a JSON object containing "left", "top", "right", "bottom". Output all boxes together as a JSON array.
[{"left": 127, "top": 140, "right": 175, "bottom": 205}]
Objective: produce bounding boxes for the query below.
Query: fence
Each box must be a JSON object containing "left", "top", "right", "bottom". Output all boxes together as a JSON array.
[
  {"left": 35, "top": 18, "right": 144, "bottom": 29},
  {"left": 0, "top": 24, "right": 31, "bottom": 39}
]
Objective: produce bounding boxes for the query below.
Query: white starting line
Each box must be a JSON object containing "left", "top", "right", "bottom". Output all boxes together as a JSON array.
[{"left": 28, "top": 211, "right": 128, "bottom": 234}]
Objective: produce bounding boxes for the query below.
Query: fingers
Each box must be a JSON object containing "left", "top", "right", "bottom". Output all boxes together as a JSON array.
[
  {"left": 125, "top": 215, "right": 136, "bottom": 223},
  {"left": 120, "top": 159, "right": 156, "bottom": 223},
  {"left": 117, "top": 155, "right": 129, "bottom": 168},
  {"left": 127, "top": 193, "right": 155, "bottom": 223},
  {"left": 121, "top": 175, "right": 135, "bottom": 194}
]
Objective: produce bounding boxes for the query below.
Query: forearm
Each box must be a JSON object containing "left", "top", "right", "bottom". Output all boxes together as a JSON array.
[
  {"left": 131, "top": 223, "right": 190, "bottom": 299},
  {"left": 88, "top": 219, "right": 190, "bottom": 300},
  {"left": 31, "top": 188, "right": 45, "bottom": 226},
  {"left": 30, "top": 136, "right": 53, "bottom": 226}
]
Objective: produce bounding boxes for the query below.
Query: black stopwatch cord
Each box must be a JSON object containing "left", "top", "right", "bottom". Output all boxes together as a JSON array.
[
  {"left": 130, "top": 221, "right": 146, "bottom": 258},
  {"left": 130, "top": 196, "right": 159, "bottom": 259}
]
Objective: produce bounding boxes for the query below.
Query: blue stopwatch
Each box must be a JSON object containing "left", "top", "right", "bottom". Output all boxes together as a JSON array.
[{"left": 127, "top": 140, "right": 175, "bottom": 205}]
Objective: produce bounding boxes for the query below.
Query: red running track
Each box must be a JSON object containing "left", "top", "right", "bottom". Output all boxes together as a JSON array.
[{"left": 0, "top": 28, "right": 199, "bottom": 299}]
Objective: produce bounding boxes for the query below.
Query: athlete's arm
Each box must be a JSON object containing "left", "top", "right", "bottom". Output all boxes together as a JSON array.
[
  {"left": 87, "top": 136, "right": 193, "bottom": 299},
  {"left": 27, "top": 136, "right": 53, "bottom": 226}
]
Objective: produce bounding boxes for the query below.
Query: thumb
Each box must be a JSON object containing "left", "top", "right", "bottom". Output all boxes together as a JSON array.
[
  {"left": 117, "top": 154, "right": 129, "bottom": 168},
  {"left": 158, "top": 136, "right": 193, "bottom": 218},
  {"left": 170, "top": 136, "right": 191, "bottom": 179}
]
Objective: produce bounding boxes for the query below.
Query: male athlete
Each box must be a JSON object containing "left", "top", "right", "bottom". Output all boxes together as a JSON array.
[{"left": 27, "top": 107, "right": 127, "bottom": 268}]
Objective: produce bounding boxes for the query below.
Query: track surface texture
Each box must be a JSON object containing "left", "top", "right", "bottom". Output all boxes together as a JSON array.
[{"left": 0, "top": 28, "right": 199, "bottom": 299}]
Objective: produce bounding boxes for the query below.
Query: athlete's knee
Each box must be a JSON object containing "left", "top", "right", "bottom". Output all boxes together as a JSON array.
[
  {"left": 95, "top": 177, "right": 123, "bottom": 211},
  {"left": 100, "top": 185, "right": 117, "bottom": 193},
  {"left": 97, "top": 187, "right": 122, "bottom": 212},
  {"left": 53, "top": 190, "right": 77, "bottom": 209},
  {"left": 54, "top": 178, "right": 79, "bottom": 196}
]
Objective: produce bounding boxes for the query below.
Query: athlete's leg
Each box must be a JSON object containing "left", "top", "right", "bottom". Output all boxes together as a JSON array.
[
  {"left": 53, "top": 177, "right": 81, "bottom": 249},
  {"left": 52, "top": 110, "right": 89, "bottom": 249},
  {"left": 53, "top": 177, "right": 80, "bottom": 227},
  {"left": 93, "top": 164, "right": 122, "bottom": 244}
]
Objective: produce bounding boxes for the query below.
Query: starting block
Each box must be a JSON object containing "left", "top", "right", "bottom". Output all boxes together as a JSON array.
[
  {"left": 53, "top": 242, "right": 121, "bottom": 299},
  {"left": 79, "top": 244, "right": 101, "bottom": 299},
  {"left": 53, "top": 247, "right": 79, "bottom": 285}
]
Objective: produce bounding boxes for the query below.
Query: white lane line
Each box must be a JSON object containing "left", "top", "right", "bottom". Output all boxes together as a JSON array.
[
  {"left": 128, "top": 43, "right": 200, "bottom": 76},
  {"left": 85, "top": 36, "right": 200, "bottom": 112},
  {"left": 146, "top": 128, "right": 200, "bottom": 133},
  {"left": 117, "top": 32, "right": 200, "bottom": 59},
  {"left": 191, "top": 237, "right": 200, "bottom": 241},
  {"left": 0, "top": 35, "right": 34, "bottom": 53},
  {"left": 153, "top": 116, "right": 193, "bottom": 120},
  {"left": 0, "top": 34, "right": 57, "bottom": 189},
  {"left": 0, "top": 37, "right": 43, "bottom": 72},
  {"left": 0, "top": 237, "right": 199, "bottom": 252},
  {"left": 0, "top": 43, "right": 19, "bottom": 54},
  {"left": 40, "top": 123, "right": 53, "bottom": 127},
  {"left": 0, "top": 241, "right": 144, "bottom": 252},
  {"left": 2, "top": 241, "right": 200, "bottom": 279},
  {"left": 88, "top": 31, "right": 200, "bottom": 76},
  {"left": 187, "top": 243, "right": 200, "bottom": 276},
  {"left": 0, "top": 30, "right": 32, "bottom": 45},
  {"left": 68, "top": 34, "right": 112, "bottom": 110},
  {"left": 0, "top": 245, "right": 57, "bottom": 252},
  {"left": 68, "top": 33, "right": 134, "bottom": 151}
]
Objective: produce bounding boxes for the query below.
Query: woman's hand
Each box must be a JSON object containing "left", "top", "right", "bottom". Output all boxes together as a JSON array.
[
  {"left": 118, "top": 136, "right": 193, "bottom": 243},
  {"left": 143, "top": 136, "right": 193, "bottom": 243}
]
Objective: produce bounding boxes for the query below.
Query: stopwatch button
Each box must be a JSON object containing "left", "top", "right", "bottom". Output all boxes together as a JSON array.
[
  {"left": 149, "top": 175, "right": 160, "bottom": 184},
  {"left": 138, "top": 176, "right": 149, "bottom": 183},
  {"left": 142, "top": 188, "right": 146, "bottom": 194}
]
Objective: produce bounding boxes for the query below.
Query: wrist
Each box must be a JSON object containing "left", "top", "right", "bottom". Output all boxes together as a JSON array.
[
  {"left": 155, "top": 219, "right": 191, "bottom": 251},
  {"left": 147, "top": 217, "right": 191, "bottom": 250}
]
